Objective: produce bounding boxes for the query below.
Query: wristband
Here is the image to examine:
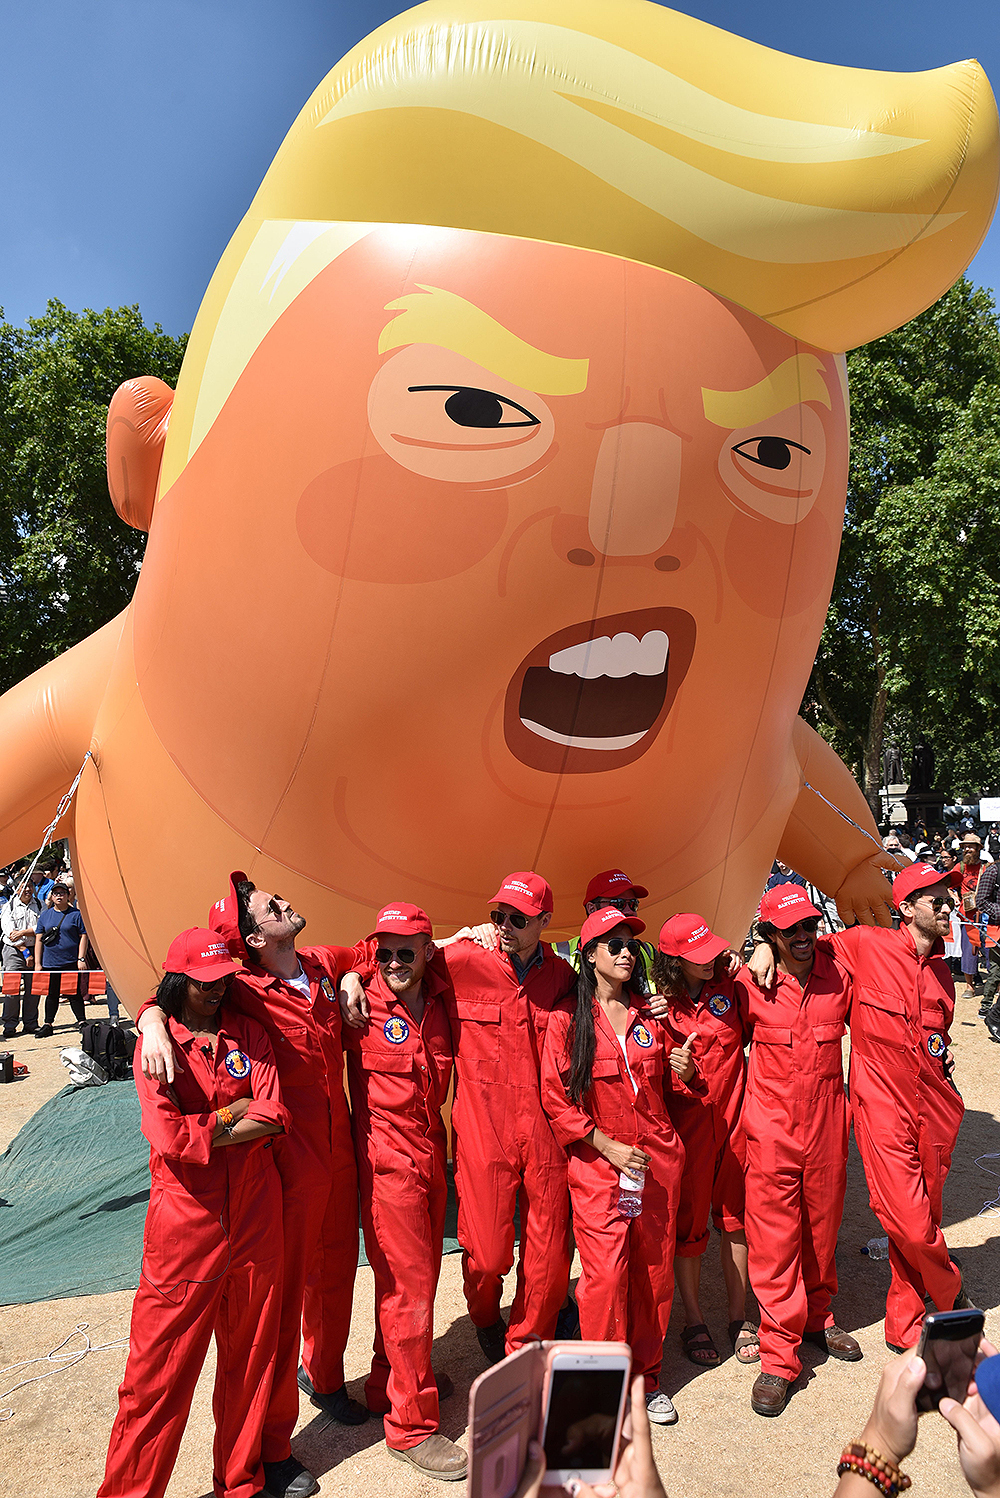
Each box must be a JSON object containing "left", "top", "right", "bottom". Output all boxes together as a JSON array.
[
  {"left": 837, "top": 1444, "right": 911, "bottom": 1496},
  {"left": 217, "top": 1106, "right": 235, "bottom": 1128}
]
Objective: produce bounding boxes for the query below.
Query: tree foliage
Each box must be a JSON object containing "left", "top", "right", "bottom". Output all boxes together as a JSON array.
[
  {"left": 0, "top": 301, "right": 186, "bottom": 694},
  {"left": 803, "top": 277, "right": 1000, "bottom": 807}
]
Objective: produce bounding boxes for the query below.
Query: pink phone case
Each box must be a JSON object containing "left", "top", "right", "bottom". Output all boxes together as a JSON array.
[{"left": 465, "top": 1341, "right": 631, "bottom": 1498}]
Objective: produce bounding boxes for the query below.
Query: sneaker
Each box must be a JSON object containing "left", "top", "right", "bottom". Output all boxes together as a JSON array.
[
  {"left": 554, "top": 1297, "right": 581, "bottom": 1339},
  {"left": 296, "top": 1365, "right": 368, "bottom": 1424},
  {"left": 261, "top": 1456, "right": 319, "bottom": 1498},
  {"left": 36, "top": 1024, "right": 53, "bottom": 1038},
  {"left": 644, "top": 1389, "right": 678, "bottom": 1424},
  {"left": 476, "top": 1318, "right": 508, "bottom": 1365}
]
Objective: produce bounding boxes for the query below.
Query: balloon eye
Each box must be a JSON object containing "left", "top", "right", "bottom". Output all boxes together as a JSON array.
[
  {"left": 408, "top": 385, "right": 539, "bottom": 428},
  {"left": 732, "top": 436, "right": 810, "bottom": 470}
]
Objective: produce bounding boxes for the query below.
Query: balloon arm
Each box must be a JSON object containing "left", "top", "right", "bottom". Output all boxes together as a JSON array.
[
  {"left": 0, "top": 614, "right": 121, "bottom": 867},
  {"left": 780, "top": 719, "right": 899, "bottom": 924}
]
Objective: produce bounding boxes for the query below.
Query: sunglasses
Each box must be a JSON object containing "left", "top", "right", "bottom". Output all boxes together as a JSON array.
[
  {"left": 252, "top": 895, "right": 287, "bottom": 929},
  {"left": 376, "top": 946, "right": 418, "bottom": 964},
  {"left": 490, "top": 909, "right": 530, "bottom": 930},
  {"left": 190, "top": 973, "right": 232, "bottom": 992},
  {"left": 595, "top": 896, "right": 639, "bottom": 914},
  {"left": 601, "top": 937, "right": 642, "bottom": 958},
  {"left": 921, "top": 895, "right": 955, "bottom": 912},
  {"left": 781, "top": 918, "right": 820, "bottom": 936}
]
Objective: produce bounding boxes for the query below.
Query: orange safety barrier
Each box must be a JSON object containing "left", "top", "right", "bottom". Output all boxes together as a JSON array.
[{"left": 0, "top": 970, "right": 107, "bottom": 996}]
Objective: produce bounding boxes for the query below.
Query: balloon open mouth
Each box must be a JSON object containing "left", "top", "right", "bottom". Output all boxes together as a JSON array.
[{"left": 503, "top": 607, "right": 696, "bottom": 774}]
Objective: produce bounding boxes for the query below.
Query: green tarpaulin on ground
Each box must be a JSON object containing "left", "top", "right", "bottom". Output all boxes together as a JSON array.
[{"left": 0, "top": 1081, "right": 463, "bottom": 1306}]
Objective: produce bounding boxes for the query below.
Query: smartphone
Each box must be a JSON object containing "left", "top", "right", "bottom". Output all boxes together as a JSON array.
[
  {"left": 915, "top": 1307, "right": 985, "bottom": 1412},
  {"left": 539, "top": 1345, "right": 631, "bottom": 1488}
]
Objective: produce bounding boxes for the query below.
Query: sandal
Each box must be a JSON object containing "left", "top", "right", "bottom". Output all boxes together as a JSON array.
[
  {"left": 729, "top": 1319, "right": 761, "bottom": 1364},
  {"left": 681, "top": 1323, "right": 721, "bottom": 1367}
]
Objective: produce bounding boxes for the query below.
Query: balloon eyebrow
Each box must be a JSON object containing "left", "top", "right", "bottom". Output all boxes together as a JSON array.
[
  {"left": 378, "top": 284, "right": 589, "bottom": 395},
  {"left": 701, "top": 353, "right": 831, "bottom": 427}
]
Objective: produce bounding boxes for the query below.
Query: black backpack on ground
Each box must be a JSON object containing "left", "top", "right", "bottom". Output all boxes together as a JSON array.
[{"left": 80, "top": 1020, "right": 137, "bottom": 1082}]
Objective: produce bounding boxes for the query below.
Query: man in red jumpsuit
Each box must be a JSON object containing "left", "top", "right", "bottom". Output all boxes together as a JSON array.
[
  {"left": 138, "top": 874, "right": 369, "bottom": 1498},
  {"left": 341, "top": 871, "right": 576, "bottom": 1363},
  {"left": 743, "top": 885, "right": 861, "bottom": 1418},
  {"left": 827, "top": 861, "right": 968, "bottom": 1351},
  {"left": 344, "top": 903, "right": 467, "bottom": 1482}
]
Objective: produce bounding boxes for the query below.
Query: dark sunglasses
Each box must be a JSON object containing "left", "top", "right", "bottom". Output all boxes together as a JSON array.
[
  {"left": 376, "top": 946, "right": 418, "bottom": 964},
  {"left": 921, "top": 895, "right": 955, "bottom": 912},
  {"left": 601, "top": 938, "right": 642, "bottom": 957},
  {"left": 490, "top": 908, "right": 529, "bottom": 930},
  {"left": 190, "top": 973, "right": 232, "bottom": 992},
  {"left": 782, "top": 918, "right": 819, "bottom": 936}
]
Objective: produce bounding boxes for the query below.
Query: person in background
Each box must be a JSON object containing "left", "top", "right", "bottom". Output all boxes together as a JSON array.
[
  {"left": 541, "top": 906, "right": 687, "bottom": 1426},
  {"left": 949, "top": 834, "right": 987, "bottom": 997},
  {"left": 33, "top": 882, "right": 89, "bottom": 1036},
  {"left": 1, "top": 866, "right": 43, "bottom": 1037},
  {"left": 977, "top": 857, "right": 1000, "bottom": 1040},
  {"left": 651, "top": 915, "right": 756, "bottom": 1369},
  {"left": 98, "top": 928, "right": 288, "bottom": 1498},
  {"left": 765, "top": 859, "right": 807, "bottom": 891}
]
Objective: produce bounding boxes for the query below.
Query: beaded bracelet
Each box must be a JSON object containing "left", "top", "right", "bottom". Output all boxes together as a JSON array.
[
  {"left": 837, "top": 1443, "right": 911, "bottom": 1496},
  {"left": 217, "top": 1105, "right": 235, "bottom": 1128}
]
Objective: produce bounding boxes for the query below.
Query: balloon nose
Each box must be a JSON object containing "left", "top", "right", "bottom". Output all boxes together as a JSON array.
[{"left": 588, "top": 423, "right": 682, "bottom": 558}]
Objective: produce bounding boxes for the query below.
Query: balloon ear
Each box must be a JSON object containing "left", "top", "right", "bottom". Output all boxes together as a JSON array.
[{"left": 106, "top": 377, "right": 174, "bottom": 532}]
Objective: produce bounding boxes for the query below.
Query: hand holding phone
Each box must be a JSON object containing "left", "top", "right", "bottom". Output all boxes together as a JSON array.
[
  {"left": 540, "top": 1346, "right": 631, "bottom": 1487},
  {"left": 916, "top": 1308, "right": 986, "bottom": 1412}
]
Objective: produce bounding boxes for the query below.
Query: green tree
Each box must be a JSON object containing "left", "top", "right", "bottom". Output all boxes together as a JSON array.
[
  {"left": 804, "top": 277, "right": 1000, "bottom": 811},
  {"left": 0, "top": 300, "right": 186, "bottom": 693}
]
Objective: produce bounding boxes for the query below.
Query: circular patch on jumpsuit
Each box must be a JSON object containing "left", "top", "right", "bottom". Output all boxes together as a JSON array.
[
  {"left": 926, "top": 1031, "right": 946, "bottom": 1058},
  {"left": 384, "top": 1015, "right": 410, "bottom": 1044},
  {"left": 707, "top": 993, "right": 731, "bottom": 1015},
  {"left": 631, "top": 1023, "right": 653, "bottom": 1048},
  {"left": 224, "top": 1049, "right": 251, "bottom": 1079}
]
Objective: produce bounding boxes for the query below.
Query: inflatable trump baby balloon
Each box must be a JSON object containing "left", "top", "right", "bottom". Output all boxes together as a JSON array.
[{"left": 0, "top": 0, "right": 997, "bottom": 1005}]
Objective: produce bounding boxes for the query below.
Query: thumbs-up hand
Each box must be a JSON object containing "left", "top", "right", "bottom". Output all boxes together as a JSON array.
[{"left": 669, "top": 1031, "right": 697, "bottom": 1082}]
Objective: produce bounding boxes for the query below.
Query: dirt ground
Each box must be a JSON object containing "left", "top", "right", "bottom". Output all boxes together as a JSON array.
[{"left": 1, "top": 988, "right": 999, "bottom": 1498}]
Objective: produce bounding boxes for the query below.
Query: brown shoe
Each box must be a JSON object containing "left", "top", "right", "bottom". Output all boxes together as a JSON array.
[
  {"left": 388, "top": 1434, "right": 468, "bottom": 1482},
  {"left": 751, "top": 1372, "right": 789, "bottom": 1416},
  {"left": 804, "top": 1326, "right": 863, "bottom": 1361}
]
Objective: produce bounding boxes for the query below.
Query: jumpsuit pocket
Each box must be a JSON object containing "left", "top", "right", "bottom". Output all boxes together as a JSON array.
[
  {"left": 359, "top": 1050, "right": 415, "bottom": 1074},
  {"left": 812, "top": 1021, "right": 847, "bottom": 1079},
  {"left": 856, "top": 988, "right": 908, "bottom": 1051},
  {"left": 750, "top": 1025, "right": 791, "bottom": 1086},
  {"left": 270, "top": 1024, "right": 313, "bottom": 1086},
  {"left": 451, "top": 998, "right": 501, "bottom": 1075}
]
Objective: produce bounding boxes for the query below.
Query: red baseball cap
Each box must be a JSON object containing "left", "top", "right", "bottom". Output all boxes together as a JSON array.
[
  {"left": 162, "top": 927, "right": 239, "bottom": 981},
  {"left": 490, "top": 871, "right": 553, "bottom": 917},
  {"left": 368, "top": 902, "right": 433, "bottom": 938},
  {"left": 584, "top": 868, "right": 649, "bottom": 906},
  {"left": 658, "top": 913, "right": 729, "bottom": 961},
  {"left": 209, "top": 871, "right": 249, "bottom": 962},
  {"left": 757, "top": 885, "right": 822, "bottom": 929},
  {"left": 893, "top": 862, "right": 952, "bottom": 907},
  {"left": 581, "top": 906, "right": 646, "bottom": 946}
]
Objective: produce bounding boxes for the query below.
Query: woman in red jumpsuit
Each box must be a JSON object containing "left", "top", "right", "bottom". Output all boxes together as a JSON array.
[
  {"left": 541, "top": 906, "right": 686, "bottom": 1426},
  {"left": 652, "top": 914, "right": 756, "bottom": 1369},
  {"left": 99, "top": 929, "right": 289, "bottom": 1498}
]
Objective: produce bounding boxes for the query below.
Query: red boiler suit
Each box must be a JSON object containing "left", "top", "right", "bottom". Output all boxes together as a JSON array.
[
  {"left": 541, "top": 1000, "right": 686, "bottom": 1387},
  {"left": 660, "top": 975, "right": 750, "bottom": 1256},
  {"left": 344, "top": 962, "right": 454, "bottom": 1450},
  {"left": 100, "top": 1010, "right": 288, "bottom": 1498},
  {"left": 741, "top": 952, "right": 851, "bottom": 1382},
  {"left": 137, "top": 938, "right": 368, "bottom": 1463},
  {"left": 828, "top": 925, "right": 965, "bottom": 1349},
  {"left": 440, "top": 940, "right": 575, "bottom": 1352}
]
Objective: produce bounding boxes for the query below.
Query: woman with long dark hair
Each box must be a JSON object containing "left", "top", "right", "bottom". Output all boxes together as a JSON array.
[
  {"left": 652, "top": 914, "right": 755, "bottom": 1369},
  {"left": 541, "top": 906, "right": 686, "bottom": 1425},
  {"left": 99, "top": 928, "right": 288, "bottom": 1498}
]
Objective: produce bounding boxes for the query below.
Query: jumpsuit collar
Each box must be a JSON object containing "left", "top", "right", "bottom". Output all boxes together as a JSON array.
[
  {"left": 510, "top": 943, "right": 544, "bottom": 980},
  {"left": 895, "top": 920, "right": 945, "bottom": 964}
]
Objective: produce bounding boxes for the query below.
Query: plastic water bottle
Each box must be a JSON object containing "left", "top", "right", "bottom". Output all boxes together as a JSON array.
[
  {"left": 861, "top": 1236, "right": 889, "bottom": 1260},
  {"left": 618, "top": 1169, "right": 645, "bottom": 1219}
]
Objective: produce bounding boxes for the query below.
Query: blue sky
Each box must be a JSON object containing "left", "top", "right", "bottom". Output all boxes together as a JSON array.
[{"left": 4, "top": 0, "right": 998, "bottom": 337}]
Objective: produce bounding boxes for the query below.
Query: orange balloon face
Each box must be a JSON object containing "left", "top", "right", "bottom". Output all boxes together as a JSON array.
[{"left": 133, "top": 226, "right": 847, "bottom": 920}]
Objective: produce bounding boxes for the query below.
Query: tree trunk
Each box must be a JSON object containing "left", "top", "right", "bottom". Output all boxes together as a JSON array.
[{"left": 862, "top": 610, "right": 888, "bottom": 823}]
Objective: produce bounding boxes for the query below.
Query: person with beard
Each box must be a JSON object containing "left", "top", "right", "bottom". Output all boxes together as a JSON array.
[
  {"left": 742, "top": 885, "right": 860, "bottom": 1418},
  {"left": 137, "top": 875, "right": 370, "bottom": 1498},
  {"left": 343, "top": 904, "right": 466, "bottom": 1481}
]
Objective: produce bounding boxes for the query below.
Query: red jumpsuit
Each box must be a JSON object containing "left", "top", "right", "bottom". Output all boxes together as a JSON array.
[
  {"left": 439, "top": 940, "right": 575, "bottom": 1352},
  {"left": 541, "top": 1000, "right": 686, "bottom": 1388},
  {"left": 660, "top": 974, "right": 750, "bottom": 1256},
  {"left": 828, "top": 925, "right": 965, "bottom": 1349},
  {"left": 344, "top": 962, "right": 454, "bottom": 1451},
  {"left": 100, "top": 1010, "right": 288, "bottom": 1498},
  {"left": 136, "top": 938, "right": 368, "bottom": 1463},
  {"left": 741, "top": 952, "right": 851, "bottom": 1382}
]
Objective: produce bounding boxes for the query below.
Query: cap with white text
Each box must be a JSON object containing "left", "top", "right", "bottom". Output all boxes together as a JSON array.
[
  {"left": 209, "top": 871, "right": 249, "bottom": 962},
  {"left": 584, "top": 869, "right": 650, "bottom": 906},
  {"left": 370, "top": 902, "right": 433, "bottom": 938},
  {"left": 490, "top": 871, "right": 553, "bottom": 917},
  {"left": 757, "top": 885, "right": 823, "bottom": 930},
  {"left": 893, "top": 862, "right": 953, "bottom": 907},
  {"left": 163, "top": 927, "right": 239, "bottom": 982},
  {"left": 581, "top": 906, "right": 647, "bottom": 946},
  {"left": 658, "top": 913, "right": 728, "bottom": 961}
]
